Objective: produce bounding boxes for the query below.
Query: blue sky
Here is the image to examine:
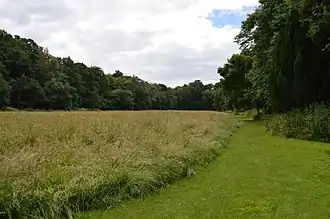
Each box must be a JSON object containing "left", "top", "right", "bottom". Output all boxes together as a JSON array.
[{"left": 206, "top": 6, "right": 256, "bottom": 28}]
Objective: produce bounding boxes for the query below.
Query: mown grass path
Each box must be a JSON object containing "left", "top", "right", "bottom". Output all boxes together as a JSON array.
[{"left": 81, "top": 121, "right": 330, "bottom": 219}]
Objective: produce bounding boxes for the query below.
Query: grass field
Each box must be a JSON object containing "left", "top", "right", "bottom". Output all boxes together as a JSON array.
[
  {"left": 0, "top": 111, "right": 237, "bottom": 218},
  {"left": 82, "top": 121, "right": 330, "bottom": 219}
]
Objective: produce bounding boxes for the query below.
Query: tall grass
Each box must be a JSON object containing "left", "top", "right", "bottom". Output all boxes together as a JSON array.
[{"left": 0, "top": 111, "right": 238, "bottom": 218}]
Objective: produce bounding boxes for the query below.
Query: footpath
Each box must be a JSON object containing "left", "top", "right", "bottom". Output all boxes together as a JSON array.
[{"left": 81, "top": 122, "right": 330, "bottom": 219}]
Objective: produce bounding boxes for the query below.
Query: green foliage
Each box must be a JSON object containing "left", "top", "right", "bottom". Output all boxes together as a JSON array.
[
  {"left": 265, "top": 104, "right": 330, "bottom": 142},
  {"left": 219, "top": 0, "right": 330, "bottom": 114},
  {"left": 0, "top": 73, "right": 10, "bottom": 109},
  {"left": 0, "top": 29, "right": 227, "bottom": 111},
  {"left": 106, "top": 89, "right": 134, "bottom": 110},
  {"left": 218, "top": 54, "right": 253, "bottom": 111}
]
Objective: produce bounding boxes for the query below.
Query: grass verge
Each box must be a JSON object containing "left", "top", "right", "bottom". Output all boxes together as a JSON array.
[{"left": 0, "top": 111, "right": 238, "bottom": 219}]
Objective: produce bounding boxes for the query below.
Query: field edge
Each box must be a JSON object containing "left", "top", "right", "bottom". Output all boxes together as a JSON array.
[{"left": 71, "top": 116, "right": 242, "bottom": 218}]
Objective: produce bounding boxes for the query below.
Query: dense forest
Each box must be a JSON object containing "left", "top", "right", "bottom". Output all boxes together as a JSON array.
[
  {"left": 0, "top": 29, "right": 227, "bottom": 111},
  {"left": 219, "top": 0, "right": 330, "bottom": 114}
]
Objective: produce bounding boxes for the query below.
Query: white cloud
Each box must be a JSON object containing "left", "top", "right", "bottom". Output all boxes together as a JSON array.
[{"left": 0, "top": 0, "right": 258, "bottom": 86}]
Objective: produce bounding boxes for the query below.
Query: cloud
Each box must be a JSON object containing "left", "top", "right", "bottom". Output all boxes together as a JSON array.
[
  {"left": 206, "top": 6, "right": 256, "bottom": 28},
  {"left": 0, "top": 0, "right": 258, "bottom": 86}
]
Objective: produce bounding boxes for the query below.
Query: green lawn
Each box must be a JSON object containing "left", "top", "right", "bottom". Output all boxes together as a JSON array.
[{"left": 80, "top": 121, "right": 330, "bottom": 219}]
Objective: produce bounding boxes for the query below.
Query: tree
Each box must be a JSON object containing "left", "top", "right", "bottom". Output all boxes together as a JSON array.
[
  {"left": 107, "top": 89, "right": 134, "bottom": 110},
  {"left": 0, "top": 73, "right": 10, "bottom": 109},
  {"left": 44, "top": 79, "right": 77, "bottom": 109},
  {"left": 0, "top": 28, "right": 232, "bottom": 111},
  {"left": 234, "top": 0, "right": 330, "bottom": 112},
  {"left": 218, "top": 54, "right": 253, "bottom": 111}
]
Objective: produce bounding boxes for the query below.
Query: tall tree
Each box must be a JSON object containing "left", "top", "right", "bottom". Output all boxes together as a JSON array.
[
  {"left": 0, "top": 72, "right": 10, "bottom": 109},
  {"left": 218, "top": 54, "right": 253, "bottom": 111},
  {"left": 225, "top": 0, "right": 330, "bottom": 113}
]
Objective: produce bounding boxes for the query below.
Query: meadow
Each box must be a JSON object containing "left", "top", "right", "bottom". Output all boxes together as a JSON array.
[{"left": 0, "top": 111, "right": 237, "bottom": 218}]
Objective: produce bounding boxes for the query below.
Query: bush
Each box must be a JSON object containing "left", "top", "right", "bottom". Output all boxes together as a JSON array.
[{"left": 265, "top": 104, "right": 330, "bottom": 142}]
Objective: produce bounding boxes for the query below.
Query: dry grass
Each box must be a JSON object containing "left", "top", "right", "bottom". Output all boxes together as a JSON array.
[{"left": 0, "top": 111, "right": 237, "bottom": 218}]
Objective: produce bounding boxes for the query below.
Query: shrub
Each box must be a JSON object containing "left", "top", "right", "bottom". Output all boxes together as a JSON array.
[{"left": 265, "top": 104, "right": 330, "bottom": 142}]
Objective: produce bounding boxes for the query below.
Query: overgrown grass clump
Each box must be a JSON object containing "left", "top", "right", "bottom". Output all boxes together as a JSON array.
[
  {"left": 0, "top": 111, "right": 238, "bottom": 218},
  {"left": 265, "top": 104, "right": 330, "bottom": 142}
]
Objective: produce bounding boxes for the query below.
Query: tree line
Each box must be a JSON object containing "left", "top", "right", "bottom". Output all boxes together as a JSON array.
[
  {"left": 0, "top": 29, "right": 228, "bottom": 111},
  {"left": 219, "top": 0, "right": 330, "bottom": 114},
  {"left": 4, "top": 0, "right": 326, "bottom": 114}
]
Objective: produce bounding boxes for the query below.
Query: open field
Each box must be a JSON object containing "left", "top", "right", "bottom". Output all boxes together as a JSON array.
[
  {"left": 82, "top": 121, "right": 330, "bottom": 219},
  {"left": 0, "top": 111, "right": 237, "bottom": 218}
]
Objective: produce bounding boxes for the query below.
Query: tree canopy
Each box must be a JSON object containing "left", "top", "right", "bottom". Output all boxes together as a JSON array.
[
  {"left": 219, "top": 0, "right": 330, "bottom": 113},
  {"left": 0, "top": 29, "right": 221, "bottom": 111}
]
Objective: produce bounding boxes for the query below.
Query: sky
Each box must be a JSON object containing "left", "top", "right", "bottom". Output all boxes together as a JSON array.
[{"left": 0, "top": 0, "right": 259, "bottom": 87}]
